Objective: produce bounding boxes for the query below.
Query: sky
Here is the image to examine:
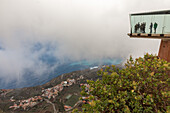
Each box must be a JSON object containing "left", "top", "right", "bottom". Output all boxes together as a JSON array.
[{"left": 0, "top": 0, "right": 170, "bottom": 87}]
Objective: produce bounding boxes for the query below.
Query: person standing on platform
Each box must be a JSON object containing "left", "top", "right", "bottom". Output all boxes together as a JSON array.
[
  {"left": 150, "top": 22, "right": 153, "bottom": 34},
  {"left": 154, "top": 22, "right": 158, "bottom": 33},
  {"left": 143, "top": 22, "right": 146, "bottom": 33}
]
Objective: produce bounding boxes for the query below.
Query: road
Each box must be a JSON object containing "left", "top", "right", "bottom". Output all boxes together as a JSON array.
[
  {"left": 65, "top": 100, "right": 83, "bottom": 112},
  {"left": 44, "top": 99, "right": 58, "bottom": 113}
]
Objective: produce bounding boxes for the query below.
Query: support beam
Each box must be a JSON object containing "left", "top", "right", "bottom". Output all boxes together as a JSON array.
[{"left": 158, "top": 39, "right": 170, "bottom": 62}]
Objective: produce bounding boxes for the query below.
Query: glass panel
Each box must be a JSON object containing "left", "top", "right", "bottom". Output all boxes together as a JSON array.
[
  {"left": 130, "top": 14, "right": 170, "bottom": 34},
  {"left": 151, "top": 15, "right": 164, "bottom": 34},
  {"left": 164, "top": 15, "right": 170, "bottom": 34}
]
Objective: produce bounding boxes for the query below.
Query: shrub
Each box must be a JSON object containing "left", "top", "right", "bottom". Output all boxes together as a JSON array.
[{"left": 73, "top": 53, "right": 170, "bottom": 113}]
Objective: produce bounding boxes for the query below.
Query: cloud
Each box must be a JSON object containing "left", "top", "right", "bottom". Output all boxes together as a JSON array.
[{"left": 0, "top": 0, "right": 169, "bottom": 88}]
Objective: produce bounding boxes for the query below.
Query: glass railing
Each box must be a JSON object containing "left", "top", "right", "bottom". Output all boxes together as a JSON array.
[{"left": 130, "top": 14, "right": 170, "bottom": 34}]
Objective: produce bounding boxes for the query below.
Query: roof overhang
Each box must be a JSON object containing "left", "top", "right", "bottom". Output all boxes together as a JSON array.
[{"left": 130, "top": 10, "right": 170, "bottom": 16}]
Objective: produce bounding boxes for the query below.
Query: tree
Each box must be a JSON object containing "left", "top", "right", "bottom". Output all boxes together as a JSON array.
[{"left": 73, "top": 53, "right": 170, "bottom": 113}]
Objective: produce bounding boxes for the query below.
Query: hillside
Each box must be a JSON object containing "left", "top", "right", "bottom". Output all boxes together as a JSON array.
[{"left": 0, "top": 65, "right": 123, "bottom": 113}]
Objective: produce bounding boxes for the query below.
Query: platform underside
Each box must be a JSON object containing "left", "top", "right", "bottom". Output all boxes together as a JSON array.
[{"left": 128, "top": 33, "right": 170, "bottom": 40}]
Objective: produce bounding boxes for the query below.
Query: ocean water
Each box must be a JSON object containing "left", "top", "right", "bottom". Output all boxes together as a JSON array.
[{"left": 0, "top": 58, "right": 122, "bottom": 89}]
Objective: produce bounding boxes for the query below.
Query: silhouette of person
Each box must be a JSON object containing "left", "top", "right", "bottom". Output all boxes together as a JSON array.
[
  {"left": 134, "top": 22, "right": 141, "bottom": 33},
  {"left": 143, "top": 22, "right": 146, "bottom": 33},
  {"left": 154, "top": 22, "right": 158, "bottom": 33},
  {"left": 150, "top": 22, "right": 153, "bottom": 34},
  {"left": 140, "top": 22, "right": 146, "bottom": 33}
]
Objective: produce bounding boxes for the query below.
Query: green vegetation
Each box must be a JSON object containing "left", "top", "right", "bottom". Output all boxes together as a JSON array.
[
  {"left": 73, "top": 53, "right": 170, "bottom": 113},
  {"left": 65, "top": 95, "right": 80, "bottom": 107}
]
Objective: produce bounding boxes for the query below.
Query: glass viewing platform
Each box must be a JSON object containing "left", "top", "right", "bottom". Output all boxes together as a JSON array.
[{"left": 128, "top": 10, "right": 170, "bottom": 39}]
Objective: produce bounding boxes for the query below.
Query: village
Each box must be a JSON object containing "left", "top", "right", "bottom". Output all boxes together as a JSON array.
[
  {"left": 6, "top": 65, "right": 102, "bottom": 111},
  {"left": 9, "top": 78, "right": 76, "bottom": 111},
  {"left": 8, "top": 75, "right": 94, "bottom": 112},
  {"left": 7, "top": 72, "right": 94, "bottom": 111},
  {"left": 9, "top": 96, "right": 43, "bottom": 110},
  {"left": 0, "top": 89, "right": 13, "bottom": 97}
]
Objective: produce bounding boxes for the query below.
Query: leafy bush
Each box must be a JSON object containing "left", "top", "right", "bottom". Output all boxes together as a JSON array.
[{"left": 73, "top": 53, "right": 170, "bottom": 113}]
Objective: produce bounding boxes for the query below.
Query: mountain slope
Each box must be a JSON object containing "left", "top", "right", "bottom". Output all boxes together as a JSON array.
[{"left": 0, "top": 64, "right": 122, "bottom": 113}]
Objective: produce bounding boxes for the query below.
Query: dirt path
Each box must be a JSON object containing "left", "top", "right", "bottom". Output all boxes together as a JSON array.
[
  {"left": 45, "top": 99, "right": 58, "bottom": 113},
  {"left": 65, "top": 100, "right": 82, "bottom": 112},
  {"left": 72, "top": 100, "right": 82, "bottom": 109}
]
